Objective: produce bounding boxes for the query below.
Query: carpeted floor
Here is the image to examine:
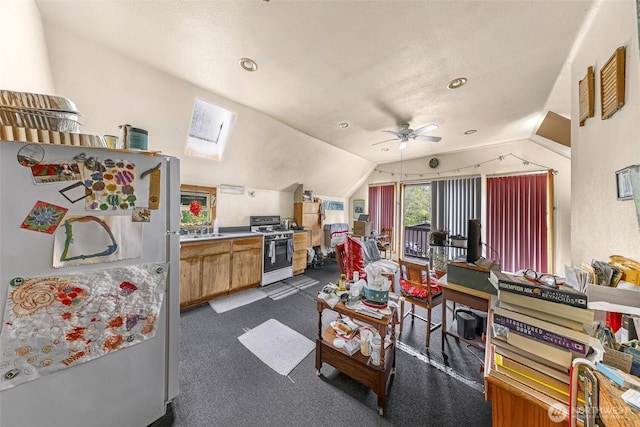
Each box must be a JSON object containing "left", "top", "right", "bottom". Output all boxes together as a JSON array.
[{"left": 171, "top": 257, "right": 493, "bottom": 426}]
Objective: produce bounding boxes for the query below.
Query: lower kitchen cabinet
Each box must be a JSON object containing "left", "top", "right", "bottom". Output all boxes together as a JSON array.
[
  {"left": 180, "top": 236, "right": 262, "bottom": 309},
  {"left": 307, "top": 228, "right": 322, "bottom": 247},
  {"left": 231, "top": 237, "right": 263, "bottom": 290},
  {"left": 293, "top": 231, "right": 308, "bottom": 275}
]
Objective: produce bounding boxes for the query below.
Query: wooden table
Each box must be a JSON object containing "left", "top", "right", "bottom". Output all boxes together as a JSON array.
[
  {"left": 315, "top": 298, "right": 396, "bottom": 415},
  {"left": 441, "top": 281, "right": 493, "bottom": 360}
]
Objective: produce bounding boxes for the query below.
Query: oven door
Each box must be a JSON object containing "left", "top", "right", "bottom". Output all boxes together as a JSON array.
[{"left": 263, "top": 235, "right": 293, "bottom": 273}]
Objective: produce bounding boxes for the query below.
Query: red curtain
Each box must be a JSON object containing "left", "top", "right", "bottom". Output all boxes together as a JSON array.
[
  {"left": 486, "top": 172, "right": 549, "bottom": 273},
  {"left": 368, "top": 184, "right": 395, "bottom": 233}
]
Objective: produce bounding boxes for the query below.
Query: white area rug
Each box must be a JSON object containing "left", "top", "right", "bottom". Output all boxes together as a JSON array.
[
  {"left": 283, "top": 275, "right": 319, "bottom": 290},
  {"left": 208, "top": 288, "right": 267, "bottom": 313},
  {"left": 263, "top": 275, "right": 320, "bottom": 301},
  {"left": 262, "top": 282, "right": 298, "bottom": 301},
  {"left": 238, "top": 318, "right": 315, "bottom": 376}
]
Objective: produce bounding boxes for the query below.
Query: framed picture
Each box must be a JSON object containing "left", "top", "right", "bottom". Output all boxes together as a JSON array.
[
  {"left": 353, "top": 199, "right": 365, "bottom": 219},
  {"left": 323, "top": 200, "right": 344, "bottom": 211},
  {"left": 616, "top": 166, "right": 634, "bottom": 200}
]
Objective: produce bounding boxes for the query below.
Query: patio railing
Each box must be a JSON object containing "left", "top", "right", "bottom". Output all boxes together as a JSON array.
[{"left": 403, "top": 222, "right": 431, "bottom": 260}]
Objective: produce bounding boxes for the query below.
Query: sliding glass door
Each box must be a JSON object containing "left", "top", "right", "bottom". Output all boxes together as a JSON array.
[{"left": 402, "top": 182, "right": 431, "bottom": 259}]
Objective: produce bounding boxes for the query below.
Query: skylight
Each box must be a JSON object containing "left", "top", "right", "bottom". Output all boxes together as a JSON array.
[{"left": 185, "top": 98, "right": 235, "bottom": 160}]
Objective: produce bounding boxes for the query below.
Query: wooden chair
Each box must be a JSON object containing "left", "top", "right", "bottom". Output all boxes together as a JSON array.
[
  {"left": 377, "top": 227, "right": 393, "bottom": 260},
  {"left": 398, "top": 259, "right": 443, "bottom": 348},
  {"left": 335, "top": 243, "right": 347, "bottom": 275}
]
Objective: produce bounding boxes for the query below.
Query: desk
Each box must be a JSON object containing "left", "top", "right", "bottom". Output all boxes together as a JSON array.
[
  {"left": 485, "top": 365, "right": 640, "bottom": 426},
  {"left": 594, "top": 371, "right": 640, "bottom": 427},
  {"left": 441, "top": 281, "right": 493, "bottom": 360},
  {"left": 315, "top": 298, "right": 396, "bottom": 415},
  {"left": 485, "top": 370, "right": 577, "bottom": 427}
]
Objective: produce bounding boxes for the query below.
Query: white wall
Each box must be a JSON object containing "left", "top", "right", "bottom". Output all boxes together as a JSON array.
[
  {"left": 0, "top": 1, "right": 54, "bottom": 93},
  {"left": 356, "top": 140, "right": 572, "bottom": 273},
  {"left": 40, "top": 23, "right": 371, "bottom": 228},
  {"left": 571, "top": 0, "right": 640, "bottom": 265},
  {"left": 1, "top": 6, "right": 371, "bottom": 228}
]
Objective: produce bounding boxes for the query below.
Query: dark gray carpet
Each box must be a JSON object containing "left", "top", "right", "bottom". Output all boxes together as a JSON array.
[{"left": 171, "top": 258, "right": 492, "bottom": 426}]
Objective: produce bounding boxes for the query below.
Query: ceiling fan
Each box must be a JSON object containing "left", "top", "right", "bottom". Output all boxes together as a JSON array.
[{"left": 372, "top": 123, "right": 441, "bottom": 150}]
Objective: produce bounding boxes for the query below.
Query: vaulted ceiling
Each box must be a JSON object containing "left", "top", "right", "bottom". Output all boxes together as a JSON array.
[{"left": 35, "top": 0, "right": 595, "bottom": 163}]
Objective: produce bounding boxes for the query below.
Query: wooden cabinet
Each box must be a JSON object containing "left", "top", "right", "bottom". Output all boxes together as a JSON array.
[
  {"left": 180, "top": 236, "right": 262, "bottom": 309},
  {"left": 307, "top": 228, "right": 321, "bottom": 247},
  {"left": 231, "top": 237, "right": 262, "bottom": 291},
  {"left": 294, "top": 201, "right": 322, "bottom": 248},
  {"left": 294, "top": 202, "right": 321, "bottom": 230},
  {"left": 293, "top": 231, "right": 308, "bottom": 275}
]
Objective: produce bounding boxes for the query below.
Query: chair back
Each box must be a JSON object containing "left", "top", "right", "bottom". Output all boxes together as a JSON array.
[
  {"left": 335, "top": 243, "right": 346, "bottom": 275},
  {"left": 381, "top": 227, "right": 393, "bottom": 248},
  {"left": 398, "top": 258, "right": 429, "bottom": 287}
]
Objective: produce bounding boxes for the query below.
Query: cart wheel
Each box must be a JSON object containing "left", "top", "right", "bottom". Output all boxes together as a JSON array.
[
  {"left": 442, "top": 352, "right": 448, "bottom": 362},
  {"left": 391, "top": 367, "right": 396, "bottom": 375},
  {"left": 378, "top": 407, "right": 384, "bottom": 416},
  {"left": 316, "top": 369, "right": 321, "bottom": 376}
]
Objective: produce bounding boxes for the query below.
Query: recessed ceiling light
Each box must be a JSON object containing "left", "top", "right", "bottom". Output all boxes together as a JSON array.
[
  {"left": 381, "top": 148, "right": 389, "bottom": 151},
  {"left": 447, "top": 77, "right": 468, "bottom": 89},
  {"left": 464, "top": 129, "right": 477, "bottom": 134},
  {"left": 337, "top": 122, "right": 349, "bottom": 129},
  {"left": 239, "top": 58, "right": 258, "bottom": 72}
]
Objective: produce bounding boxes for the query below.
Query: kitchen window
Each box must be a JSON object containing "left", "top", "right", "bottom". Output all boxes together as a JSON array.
[{"left": 180, "top": 184, "right": 217, "bottom": 228}]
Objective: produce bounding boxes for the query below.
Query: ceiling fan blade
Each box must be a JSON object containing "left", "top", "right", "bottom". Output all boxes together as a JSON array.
[
  {"left": 371, "top": 138, "right": 399, "bottom": 146},
  {"left": 412, "top": 123, "right": 439, "bottom": 134},
  {"left": 382, "top": 129, "right": 401, "bottom": 136},
  {"left": 414, "top": 135, "right": 442, "bottom": 142}
]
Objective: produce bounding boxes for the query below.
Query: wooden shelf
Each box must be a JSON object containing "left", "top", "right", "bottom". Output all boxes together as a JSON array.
[{"left": 315, "top": 298, "right": 396, "bottom": 415}]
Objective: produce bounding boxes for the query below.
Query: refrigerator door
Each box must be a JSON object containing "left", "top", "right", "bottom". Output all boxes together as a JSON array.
[
  {"left": 165, "top": 154, "right": 181, "bottom": 404},
  {"left": 0, "top": 141, "right": 179, "bottom": 427}
]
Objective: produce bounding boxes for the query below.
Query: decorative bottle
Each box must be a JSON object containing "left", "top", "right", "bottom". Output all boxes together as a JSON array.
[{"left": 338, "top": 274, "right": 347, "bottom": 292}]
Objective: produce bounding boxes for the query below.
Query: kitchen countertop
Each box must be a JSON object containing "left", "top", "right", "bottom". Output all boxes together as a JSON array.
[{"left": 180, "top": 231, "right": 260, "bottom": 243}]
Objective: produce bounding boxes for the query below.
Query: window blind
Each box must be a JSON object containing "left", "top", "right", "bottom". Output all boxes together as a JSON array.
[
  {"left": 430, "top": 176, "right": 481, "bottom": 259},
  {"left": 368, "top": 184, "right": 395, "bottom": 234},
  {"left": 486, "top": 172, "right": 550, "bottom": 273}
]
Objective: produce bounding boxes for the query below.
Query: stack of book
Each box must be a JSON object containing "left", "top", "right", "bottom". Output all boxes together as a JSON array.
[{"left": 487, "top": 270, "right": 596, "bottom": 406}]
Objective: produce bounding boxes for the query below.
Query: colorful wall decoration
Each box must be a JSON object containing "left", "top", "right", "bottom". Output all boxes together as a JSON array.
[
  {"left": 83, "top": 160, "right": 137, "bottom": 211},
  {"left": 52, "top": 215, "right": 143, "bottom": 268},
  {"left": 0, "top": 263, "right": 167, "bottom": 391},
  {"left": 20, "top": 201, "right": 68, "bottom": 234}
]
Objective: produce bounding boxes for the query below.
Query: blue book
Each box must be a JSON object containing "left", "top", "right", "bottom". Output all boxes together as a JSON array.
[{"left": 596, "top": 362, "right": 640, "bottom": 390}]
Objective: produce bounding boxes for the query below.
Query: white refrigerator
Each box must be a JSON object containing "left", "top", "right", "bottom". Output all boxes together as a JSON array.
[{"left": 0, "top": 141, "right": 179, "bottom": 427}]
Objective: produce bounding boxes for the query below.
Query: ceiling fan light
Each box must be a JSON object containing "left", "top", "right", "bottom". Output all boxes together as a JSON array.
[{"left": 398, "top": 141, "right": 408, "bottom": 150}]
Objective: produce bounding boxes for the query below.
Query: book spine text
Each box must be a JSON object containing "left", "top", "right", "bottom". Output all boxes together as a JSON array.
[
  {"left": 498, "top": 281, "right": 587, "bottom": 308},
  {"left": 493, "top": 313, "right": 588, "bottom": 355}
]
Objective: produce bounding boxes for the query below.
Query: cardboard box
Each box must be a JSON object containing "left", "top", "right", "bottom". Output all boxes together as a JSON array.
[
  {"left": 447, "top": 259, "right": 499, "bottom": 295},
  {"left": 353, "top": 221, "right": 371, "bottom": 237}
]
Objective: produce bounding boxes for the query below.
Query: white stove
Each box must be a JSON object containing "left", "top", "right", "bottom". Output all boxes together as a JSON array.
[{"left": 250, "top": 216, "right": 294, "bottom": 286}]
